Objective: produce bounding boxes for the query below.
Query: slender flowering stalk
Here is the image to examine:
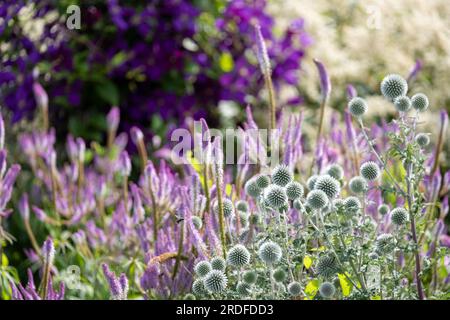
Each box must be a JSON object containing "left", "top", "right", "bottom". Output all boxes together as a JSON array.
[{"left": 212, "top": 137, "right": 226, "bottom": 257}]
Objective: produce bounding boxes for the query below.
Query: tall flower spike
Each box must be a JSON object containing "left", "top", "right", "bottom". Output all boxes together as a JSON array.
[
  {"left": 212, "top": 137, "right": 226, "bottom": 257},
  {"left": 254, "top": 24, "right": 271, "bottom": 77},
  {"left": 32, "top": 82, "right": 49, "bottom": 131},
  {"left": 0, "top": 112, "right": 4, "bottom": 149}
]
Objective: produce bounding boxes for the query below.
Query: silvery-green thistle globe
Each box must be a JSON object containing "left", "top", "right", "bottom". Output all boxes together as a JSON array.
[
  {"left": 415, "top": 133, "right": 430, "bottom": 147},
  {"left": 343, "top": 196, "right": 361, "bottom": 215},
  {"left": 375, "top": 233, "right": 396, "bottom": 254},
  {"left": 235, "top": 200, "right": 249, "bottom": 213},
  {"left": 306, "top": 189, "right": 328, "bottom": 210},
  {"left": 316, "top": 254, "right": 339, "bottom": 278},
  {"left": 210, "top": 256, "right": 226, "bottom": 272},
  {"left": 264, "top": 185, "right": 288, "bottom": 209},
  {"left": 272, "top": 267, "right": 287, "bottom": 283},
  {"left": 245, "top": 178, "right": 261, "bottom": 198},
  {"left": 377, "top": 204, "right": 390, "bottom": 216},
  {"left": 394, "top": 96, "right": 411, "bottom": 112},
  {"left": 213, "top": 198, "right": 234, "bottom": 218},
  {"left": 255, "top": 174, "right": 270, "bottom": 189},
  {"left": 204, "top": 270, "right": 228, "bottom": 293},
  {"left": 325, "top": 163, "right": 344, "bottom": 180},
  {"left": 258, "top": 241, "right": 282, "bottom": 265},
  {"left": 288, "top": 282, "right": 302, "bottom": 296},
  {"left": 236, "top": 282, "right": 251, "bottom": 296},
  {"left": 348, "top": 97, "right": 368, "bottom": 118},
  {"left": 243, "top": 270, "right": 257, "bottom": 284},
  {"left": 360, "top": 161, "right": 380, "bottom": 181},
  {"left": 194, "top": 261, "right": 212, "bottom": 278},
  {"left": 285, "top": 181, "right": 304, "bottom": 200},
  {"left": 271, "top": 164, "right": 293, "bottom": 187},
  {"left": 319, "top": 282, "right": 336, "bottom": 298},
  {"left": 390, "top": 207, "right": 408, "bottom": 226},
  {"left": 307, "top": 175, "right": 319, "bottom": 191},
  {"left": 380, "top": 74, "right": 408, "bottom": 101},
  {"left": 192, "top": 279, "right": 206, "bottom": 295},
  {"left": 227, "top": 244, "right": 251, "bottom": 268},
  {"left": 184, "top": 293, "right": 196, "bottom": 300},
  {"left": 314, "top": 175, "right": 341, "bottom": 198},
  {"left": 411, "top": 93, "right": 429, "bottom": 112},
  {"left": 349, "top": 176, "right": 368, "bottom": 194}
]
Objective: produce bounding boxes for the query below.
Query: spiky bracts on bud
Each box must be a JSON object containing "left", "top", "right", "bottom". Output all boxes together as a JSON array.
[
  {"left": 288, "top": 282, "right": 302, "bottom": 296},
  {"left": 343, "top": 196, "right": 361, "bottom": 215},
  {"left": 243, "top": 270, "right": 257, "bottom": 284},
  {"left": 264, "top": 185, "right": 288, "bottom": 209},
  {"left": 360, "top": 161, "right": 380, "bottom": 181},
  {"left": 184, "top": 293, "right": 196, "bottom": 300},
  {"left": 348, "top": 97, "right": 368, "bottom": 117},
  {"left": 306, "top": 190, "right": 328, "bottom": 210},
  {"left": 349, "top": 176, "right": 368, "bottom": 194},
  {"left": 316, "top": 254, "right": 339, "bottom": 278},
  {"left": 272, "top": 267, "right": 287, "bottom": 283},
  {"left": 255, "top": 174, "right": 270, "bottom": 189},
  {"left": 192, "top": 279, "right": 206, "bottom": 295},
  {"left": 285, "top": 181, "right": 304, "bottom": 200},
  {"left": 271, "top": 164, "right": 293, "bottom": 187},
  {"left": 380, "top": 74, "right": 408, "bottom": 101},
  {"left": 415, "top": 133, "right": 430, "bottom": 147},
  {"left": 314, "top": 175, "right": 341, "bottom": 198},
  {"left": 319, "top": 282, "right": 336, "bottom": 298},
  {"left": 245, "top": 178, "right": 261, "bottom": 198},
  {"left": 236, "top": 282, "right": 252, "bottom": 296},
  {"left": 258, "top": 241, "right": 282, "bottom": 265},
  {"left": 204, "top": 270, "right": 228, "bottom": 293},
  {"left": 227, "top": 244, "right": 251, "bottom": 268},
  {"left": 214, "top": 198, "right": 234, "bottom": 218},
  {"left": 375, "top": 233, "right": 396, "bottom": 254},
  {"left": 325, "top": 164, "right": 344, "bottom": 180},
  {"left": 194, "top": 261, "right": 212, "bottom": 278},
  {"left": 307, "top": 175, "right": 319, "bottom": 190},
  {"left": 390, "top": 207, "right": 408, "bottom": 226},
  {"left": 236, "top": 200, "right": 249, "bottom": 213},
  {"left": 210, "top": 256, "right": 226, "bottom": 272},
  {"left": 394, "top": 96, "right": 411, "bottom": 112},
  {"left": 411, "top": 93, "right": 429, "bottom": 112},
  {"left": 377, "top": 204, "right": 390, "bottom": 216}
]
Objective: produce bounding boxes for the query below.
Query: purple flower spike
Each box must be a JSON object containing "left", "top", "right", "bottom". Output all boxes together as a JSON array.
[
  {"left": 19, "top": 193, "right": 30, "bottom": 220},
  {"left": 32, "top": 82, "right": 48, "bottom": 110},
  {"left": 130, "top": 126, "right": 144, "bottom": 146},
  {"left": 407, "top": 59, "right": 423, "bottom": 83},
  {"left": 107, "top": 106, "right": 120, "bottom": 133},
  {"left": 42, "top": 238, "right": 55, "bottom": 265},
  {"left": 313, "top": 58, "right": 331, "bottom": 102},
  {"left": 346, "top": 84, "right": 357, "bottom": 100},
  {"left": 254, "top": 24, "right": 271, "bottom": 77}
]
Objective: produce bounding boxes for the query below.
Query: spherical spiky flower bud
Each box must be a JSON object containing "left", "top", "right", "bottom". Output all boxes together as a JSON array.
[
  {"left": 236, "top": 200, "right": 249, "bottom": 213},
  {"left": 375, "top": 233, "right": 396, "bottom": 254},
  {"left": 343, "top": 196, "right": 361, "bottom": 214},
  {"left": 326, "top": 164, "right": 344, "bottom": 180},
  {"left": 256, "top": 174, "right": 270, "bottom": 189},
  {"left": 245, "top": 178, "right": 261, "bottom": 198},
  {"left": 192, "top": 279, "right": 206, "bottom": 295},
  {"left": 415, "top": 133, "right": 430, "bottom": 147},
  {"left": 210, "top": 256, "right": 226, "bottom": 272},
  {"left": 390, "top": 207, "right": 408, "bottom": 226},
  {"left": 249, "top": 213, "right": 261, "bottom": 225},
  {"left": 184, "top": 293, "right": 196, "bottom": 300},
  {"left": 232, "top": 212, "right": 249, "bottom": 228},
  {"left": 258, "top": 241, "right": 282, "bottom": 265},
  {"left": 306, "top": 190, "right": 328, "bottom": 210},
  {"left": 227, "top": 244, "right": 251, "bottom": 268},
  {"left": 411, "top": 93, "right": 429, "bottom": 112},
  {"left": 192, "top": 216, "right": 203, "bottom": 230},
  {"left": 271, "top": 164, "right": 293, "bottom": 187},
  {"left": 316, "top": 255, "right": 339, "bottom": 278},
  {"left": 319, "top": 282, "right": 336, "bottom": 298},
  {"left": 377, "top": 204, "right": 390, "bottom": 216},
  {"left": 264, "top": 185, "right": 288, "bottom": 209},
  {"left": 236, "top": 282, "right": 251, "bottom": 296},
  {"left": 348, "top": 97, "right": 368, "bottom": 118},
  {"left": 285, "top": 181, "right": 304, "bottom": 200},
  {"left": 360, "top": 161, "right": 380, "bottom": 181},
  {"left": 243, "top": 270, "right": 257, "bottom": 284},
  {"left": 214, "top": 198, "right": 234, "bottom": 218},
  {"left": 204, "top": 270, "right": 228, "bottom": 293},
  {"left": 314, "top": 175, "right": 341, "bottom": 198},
  {"left": 380, "top": 74, "right": 408, "bottom": 101},
  {"left": 272, "top": 267, "right": 287, "bottom": 283},
  {"left": 194, "top": 261, "right": 212, "bottom": 278},
  {"left": 333, "top": 198, "right": 345, "bottom": 209},
  {"left": 288, "top": 282, "right": 302, "bottom": 296},
  {"left": 394, "top": 96, "right": 411, "bottom": 112},
  {"left": 307, "top": 175, "right": 319, "bottom": 190},
  {"left": 349, "top": 176, "right": 368, "bottom": 194}
]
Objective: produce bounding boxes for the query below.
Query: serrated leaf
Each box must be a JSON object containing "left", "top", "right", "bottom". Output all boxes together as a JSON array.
[{"left": 338, "top": 273, "right": 353, "bottom": 297}]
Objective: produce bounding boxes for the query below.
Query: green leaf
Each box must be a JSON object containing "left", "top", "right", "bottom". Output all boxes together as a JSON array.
[
  {"left": 95, "top": 80, "right": 119, "bottom": 106},
  {"left": 338, "top": 273, "right": 353, "bottom": 297},
  {"left": 304, "top": 279, "right": 319, "bottom": 299},
  {"left": 303, "top": 255, "right": 313, "bottom": 269},
  {"left": 219, "top": 52, "right": 234, "bottom": 72},
  {"left": 1, "top": 254, "right": 8, "bottom": 267}
]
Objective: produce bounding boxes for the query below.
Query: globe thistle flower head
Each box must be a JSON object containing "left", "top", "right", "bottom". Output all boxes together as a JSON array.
[
  {"left": 272, "top": 267, "right": 287, "bottom": 283},
  {"left": 255, "top": 174, "right": 270, "bottom": 189},
  {"left": 349, "top": 176, "right": 368, "bottom": 194},
  {"left": 394, "top": 96, "right": 411, "bottom": 112},
  {"left": 314, "top": 175, "right": 341, "bottom": 198},
  {"left": 319, "top": 282, "right": 336, "bottom": 298},
  {"left": 325, "top": 164, "right": 344, "bottom": 180},
  {"left": 213, "top": 198, "right": 234, "bottom": 218},
  {"left": 192, "top": 216, "right": 202, "bottom": 230},
  {"left": 380, "top": 74, "right": 408, "bottom": 101},
  {"left": 258, "top": 241, "right": 282, "bottom": 265},
  {"left": 184, "top": 293, "right": 196, "bottom": 300},
  {"left": 411, "top": 93, "right": 429, "bottom": 112},
  {"left": 333, "top": 198, "right": 345, "bottom": 209},
  {"left": 348, "top": 97, "right": 368, "bottom": 118},
  {"left": 210, "top": 256, "right": 226, "bottom": 272},
  {"left": 243, "top": 270, "right": 257, "bottom": 284},
  {"left": 249, "top": 213, "right": 261, "bottom": 225},
  {"left": 227, "top": 244, "right": 251, "bottom": 268},
  {"left": 306, "top": 190, "right": 329, "bottom": 210},
  {"left": 288, "top": 282, "right": 302, "bottom": 296},
  {"left": 232, "top": 212, "right": 250, "bottom": 229},
  {"left": 271, "top": 164, "right": 293, "bottom": 187},
  {"left": 360, "top": 161, "right": 380, "bottom": 181},
  {"left": 377, "top": 204, "right": 390, "bottom": 216},
  {"left": 316, "top": 254, "right": 339, "bottom": 278},
  {"left": 194, "top": 261, "right": 212, "bottom": 278},
  {"left": 343, "top": 196, "right": 361, "bottom": 215},
  {"left": 192, "top": 279, "right": 206, "bottom": 295},
  {"left": 376, "top": 233, "right": 396, "bottom": 254},
  {"left": 285, "top": 181, "right": 304, "bottom": 200},
  {"left": 245, "top": 178, "right": 261, "bottom": 198},
  {"left": 236, "top": 282, "right": 251, "bottom": 296},
  {"left": 235, "top": 200, "right": 249, "bottom": 213},
  {"left": 204, "top": 270, "right": 228, "bottom": 293},
  {"left": 415, "top": 133, "right": 430, "bottom": 147},
  {"left": 307, "top": 175, "right": 319, "bottom": 190},
  {"left": 264, "top": 185, "right": 288, "bottom": 209},
  {"left": 390, "top": 207, "right": 408, "bottom": 226}
]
